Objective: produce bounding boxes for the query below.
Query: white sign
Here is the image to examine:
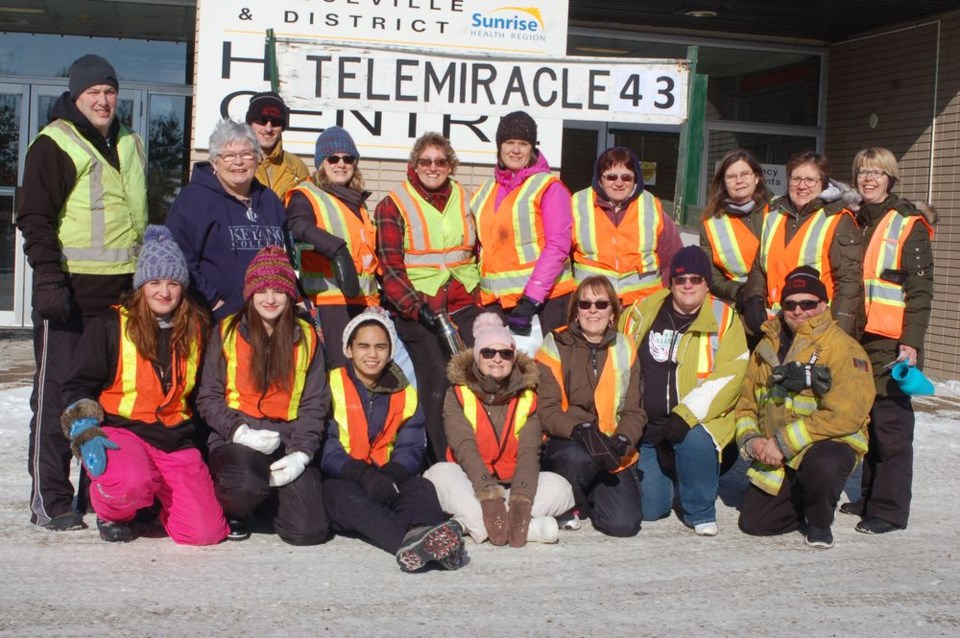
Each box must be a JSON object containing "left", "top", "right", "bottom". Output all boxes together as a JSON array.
[{"left": 761, "top": 163, "right": 787, "bottom": 196}]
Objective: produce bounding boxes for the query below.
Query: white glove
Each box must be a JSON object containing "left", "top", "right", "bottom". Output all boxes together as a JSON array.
[
  {"left": 232, "top": 424, "right": 281, "bottom": 455},
  {"left": 269, "top": 451, "right": 310, "bottom": 487}
]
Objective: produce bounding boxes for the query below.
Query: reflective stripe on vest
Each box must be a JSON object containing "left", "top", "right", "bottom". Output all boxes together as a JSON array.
[
  {"left": 695, "top": 296, "right": 734, "bottom": 380},
  {"left": 387, "top": 179, "right": 480, "bottom": 297},
  {"left": 98, "top": 307, "right": 200, "bottom": 426},
  {"left": 37, "top": 120, "right": 147, "bottom": 274},
  {"left": 328, "top": 366, "right": 418, "bottom": 466},
  {"left": 285, "top": 182, "right": 379, "bottom": 305},
  {"left": 447, "top": 385, "right": 535, "bottom": 481},
  {"left": 863, "top": 210, "right": 933, "bottom": 339},
  {"left": 472, "top": 174, "right": 574, "bottom": 307},
  {"left": 571, "top": 188, "right": 664, "bottom": 304},
  {"left": 702, "top": 208, "right": 764, "bottom": 283},
  {"left": 758, "top": 207, "right": 846, "bottom": 310},
  {"left": 221, "top": 317, "right": 317, "bottom": 421}
]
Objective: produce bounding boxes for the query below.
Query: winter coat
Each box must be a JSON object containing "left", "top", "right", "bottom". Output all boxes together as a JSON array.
[
  {"left": 856, "top": 194, "right": 935, "bottom": 397},
  {"left": 196, "top": 315, "right": 329, "bottom": 460},
  {"left": 622, "top": 289, "right": 748, "bottom": 450},
  {"left": 535, "top": 323, "right": 646, "bottom": 445},
  {"left": 254, "top": 138, "right": 310, "bottom": 200},
  {"left": 742, "top": 180, "right": 864, "bottom": 336},
  {"left": 735, "top": 311, "right": 873, "bottom": 495},
  {"left": 165, "top": 163, "right": 287, "bottom": 320},
  {"left": 443, "top": 350, "right": 542, "bottom": 502},
  {"left": 321, "top": 363, "right": 426, "bottom": 478},
  {"left": 698, "top": 201, "right": 766, "bottom": 304}
]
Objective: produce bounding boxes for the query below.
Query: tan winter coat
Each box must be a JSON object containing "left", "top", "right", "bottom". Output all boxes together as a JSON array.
[
  {"left": 443, "top": 350, "right": 542, "bottom": 502},
  {"left": 255, "top": 139, "right": 310, "bottom": 200}
]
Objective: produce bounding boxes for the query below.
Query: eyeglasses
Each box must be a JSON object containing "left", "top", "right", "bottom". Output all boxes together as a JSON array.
[
  {"left": 417, "top": 157, "right": 450, "bottom": 168},
  {"left": 724, "top": 170, "right": 755, "bottom": 183},
  {"left": 672, "top": 275, "right": 705, "bottom": 286},
  {"left": 577, "top": 300, "right": 612, "bottom": 310},
  {"left": 789, "top": 176, "right": 820, "bottom": 187},
  {"left": 218, "top": 152, "right": 257, "bottom": 163},
  {"left": 253, "top": 116, "right": 284, "bottom": 127},
  {"left": 479, "top": 348, "right": 515, "bottom": 360},
  {"left": 857, "top": 168, "right": 886, "bottom": 180},
  {"left": 602, "top": 173, "right": 635, "bottom": 183},
  {"left": 781, "top": 299, "right": 820, "bottom": 311},
  {"left": 326, "top": 154, "right": 356, "bottom": 165}
]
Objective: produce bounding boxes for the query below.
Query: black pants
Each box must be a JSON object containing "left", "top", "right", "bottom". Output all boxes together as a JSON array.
[
  {"left": 315, "top": 303, "right": 367, "bottom": 371},
  {"left": 739, "top": 440, "right": 856, "bottom": 535},
  {"left": 395, "top": 305, "right": 479, "bottom": 464},
  {"left": 209, "top": 443, "right": 330, "bottom": 546},
  {"left": 542, "top": 438, "right": 642, "bottom": 537},
  {"left": 861, "top": 395, "right": 914, "bottom": 528},
  {"left": 324, "top": 475, "right": 446, "bottom": 553},
  {"left": 28, "top": 309, "right": 88, "bottom": 525}
]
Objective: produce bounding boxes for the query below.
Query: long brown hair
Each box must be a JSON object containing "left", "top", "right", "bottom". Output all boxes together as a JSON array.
[
  {"left": 121, "top": 287, "right": 209, "bottom": 364},
  {"left": 702, "top": 150, "right": 770, "bottom": 219},
  {"left": 225, "top": 297, "right": 301, "bottom": 394}
]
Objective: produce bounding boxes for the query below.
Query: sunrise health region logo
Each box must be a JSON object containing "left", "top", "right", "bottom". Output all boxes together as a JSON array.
[{"left": 470, "top": 6, "right": 547, "bottom": 41}]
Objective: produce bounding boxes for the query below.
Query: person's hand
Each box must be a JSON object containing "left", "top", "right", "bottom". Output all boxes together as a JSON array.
[
  {"left": 743, "top": 296, "right": 767, "bottom": 336},
  {"left": 33, "top": 268, "right": 72, "bottom": 322},
  {"left": 570, "top": 422, "right": 620, "bottom": 472},
  {"left": 418, "top": 304, "right": 439, "bottom": 333},
  {"left": 507, "top": 495, "right": 533, "bottom": 548},
  {"left": 898, "top": 344, "right": 919, "bottom": 367},
  {"left": 356, "top": 465, "right": 400, "bottom": 506},
  {"left": 751, "top": 438, "right": 784, "bottom": 467},
  {"left": 232, "top": 424, "right": 281, "bottom": 455},
  {"left": 69, "top": 417, "right": 119, "bottom": 478},
  {"left": 331, "top": 246, "right": 361, "bottom": 298},
  {"left": 506, "top": 296, "right": 538, "bottom": 336},
  {"left": 269, "top": 451, "right": 310, "bottom": 487},
  {"left": 480, "top": 497, "right": 509, "bottom": 546},
  {"left": 663, "top": 413, "right": 691, "bottom": 444}
]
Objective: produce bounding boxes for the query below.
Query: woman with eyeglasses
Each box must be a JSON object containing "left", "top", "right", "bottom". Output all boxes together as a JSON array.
[
  {"left": 375, "top": 132, "right": 482, "bottom": 463},
  {"left": 839, "top": 147, "right": 936, "bottom": 535},
  {"left": 534, "top": 276, "right": 646, "bottom": 537},
  {"left": 472, "top": 111, "right": 574, "bottom": 338},
  {"left": 166, "top": 119, "right": 288, "bottom": 321},
  {"left": 571, "top": 146, "right": 682, "bottom": 306},
  {"left": 699, "top": 150, "right": 771, "bottom": 312},
  {"left": 285, "top": 126, "right": 378, "bottom": 367},
  {"left": 741, "top": 151, "right": 863, "bottom": 338},
  {"left": 425, "top": 313, "right": 575, "bottom": 546}
]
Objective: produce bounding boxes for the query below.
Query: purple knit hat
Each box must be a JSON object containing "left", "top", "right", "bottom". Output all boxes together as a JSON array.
[{"left": 243, "top": 246, "right": 298, "bottom": 301}]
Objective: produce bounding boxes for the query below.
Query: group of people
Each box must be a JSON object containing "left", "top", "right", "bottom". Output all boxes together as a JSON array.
[{"left": 18, "top": 53, "right": 934, "bottom": 571}]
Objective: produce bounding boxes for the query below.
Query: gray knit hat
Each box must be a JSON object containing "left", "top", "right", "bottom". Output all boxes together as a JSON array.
[
  {"left": 342, "top": 306, "right": 399, "bottom": 359},
  {"left": 135, "top": 225, "right": 189, "bottom": 290},
  {"left": 68, "top": 54, "right": 119, "bottom": 99},
  {"left": 314, "top": 126, "right": 359, "bottom": 166}
]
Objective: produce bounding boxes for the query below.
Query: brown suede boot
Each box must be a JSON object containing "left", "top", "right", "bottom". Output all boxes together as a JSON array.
[
  {"left": 507, "top": 495, "right": 533, "bottom": 548},
  {"left": 480, "top": 498, "right": 509, "bottom": 546}
]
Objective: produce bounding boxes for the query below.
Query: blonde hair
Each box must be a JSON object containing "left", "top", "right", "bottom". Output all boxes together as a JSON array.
[{"left": 852, "top": 147, "right": 900, "bottom": 188}]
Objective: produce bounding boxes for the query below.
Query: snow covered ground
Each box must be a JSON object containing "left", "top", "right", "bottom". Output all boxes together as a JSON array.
[{"left": 1, "top": 383, "right": 959, "bottom": 637}]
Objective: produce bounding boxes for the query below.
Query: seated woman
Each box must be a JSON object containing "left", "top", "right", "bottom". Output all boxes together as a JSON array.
[
  {"left": 197, "top": 246, "right": 330, "bottom": 546},
  {"left": 425, "top": 313, "right": 575, "bottom": 547},
  {"left": 321, "top": 307, "right": 465, "bottom": 572},
  {"left": 535, "top": 276, "right": 645, "bottom": 537},
  {"left": 60, "top": 225, "right": 228, "bottom": 545}
]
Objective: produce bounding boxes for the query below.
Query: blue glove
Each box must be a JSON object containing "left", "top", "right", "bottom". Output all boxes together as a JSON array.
[{"left": 69, "top": 417, "right": 119, "bottom": 477}]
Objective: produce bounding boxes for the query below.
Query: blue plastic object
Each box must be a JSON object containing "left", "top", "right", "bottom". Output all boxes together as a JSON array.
[
  {"left": 69, "top": 417, "right": 119, "bottom": 477},
  {"left": 890, "top": 361, "right": 935, "bottom": 396}
]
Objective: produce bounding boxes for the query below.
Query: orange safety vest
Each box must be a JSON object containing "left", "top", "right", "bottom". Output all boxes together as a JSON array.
[
  {"left": 702, "top": 206, "right": 766, "bottom": 284},
  {"left": 446, "top": 385, "right": 536, "bottom": 481},
  {"left": 757, "top": 207, "right": 850, "bottom": 310},
  {"left": 328, "top": 366, "right": 418, "bottom": 466},
  {"left": 284, "top": 182, "right": 379, "bottom": 306},
  {"left": 221, "top": 316, "right": 318, "bottom": 421},
  {"left": 863, "top": 209, "right": 934, "bottom": 339},
  {"left": 535, "top": 329, "right": 639, "bottom": 471},
  {"left": 471, "top": 174, "right": 575, "bottom": 308},
  {"left": 571, "top": 188, "right": 665, "bottom": 305},
  {"left": 99, "top": 307, "right": 201, "bottom": 426}
]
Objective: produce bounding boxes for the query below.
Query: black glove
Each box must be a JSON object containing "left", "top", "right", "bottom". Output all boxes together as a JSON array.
[
  {"left": 506, "top": 296, "right": 538, "bottom": 336},
  {"left": 612, "top": 433, "right": 632, "bottom": 458},
  {"left": 663, "top": 413, "right": 691, "bottom": 444},
  {"left": 743, "top": 296, "right": 767, "bottom": 336},
  {"left": 331, "top": 246, "right": 361, "bottom": 298},
  {"left": 772, "top": 361, "right": 833, "bottom": 396},
  {"left": 381, "top": 461, "right": 412, "bottom": 486},
  {"left": 356, "top": 464, "right": 400, "bottom": 506},
  {"left": 418, "top": 304, "right": 439, "bottom": 333},
  {"left": 33, "top": 267, "right": 72, "bottom": 322},
  {"left": 570, "top": 422, "right": 620, "bottom": 472}
]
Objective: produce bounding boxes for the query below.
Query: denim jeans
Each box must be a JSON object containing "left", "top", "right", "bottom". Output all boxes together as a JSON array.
[{"left": 637, "top": 424, "right": 719, "bottom": 526}]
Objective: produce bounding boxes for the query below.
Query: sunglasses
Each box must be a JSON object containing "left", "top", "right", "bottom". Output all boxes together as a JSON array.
[
  {"left": 602, "top": 173, "right": 635, "bottom": 183},
  {"left": 782, "top": 299, "right": 820, "bottom": 311},
  {"left": 417, "top": 158, "right": 450, "bottom": 168},
  {"left": 254, "top": 116, "right": 284, "bottom": 127},
  {"left": 578, "top": 300, "right": 612, "bottom": 310},
  {"left": 326, "top": 154, "right": 356, "bottom": 165},
  {"left": 672, "top": 275, "right": 705, "bottom": 285},
  {"left": 479, "top": 348, "right": 515, "bottom": 360}
]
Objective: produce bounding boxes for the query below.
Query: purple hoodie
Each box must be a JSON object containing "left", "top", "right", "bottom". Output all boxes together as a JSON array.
[{"left": 492, "top": 150, "right": 573, "bottom": 305}]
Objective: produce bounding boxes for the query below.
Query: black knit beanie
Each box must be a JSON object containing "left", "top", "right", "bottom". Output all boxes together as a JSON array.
[
  {"left": 496, "top": 111, "right": 537, "bottom": 147},
  {"left": 781, "top": 266, "right": 829, "bottom": 303},
  {"left": 68, "top": 54, "right": 119, "bottom": 99}
]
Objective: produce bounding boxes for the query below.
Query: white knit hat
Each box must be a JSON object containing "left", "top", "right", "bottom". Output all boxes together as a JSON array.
[{"left": 342, "top": 306, "right": 399, "bottom": 358}]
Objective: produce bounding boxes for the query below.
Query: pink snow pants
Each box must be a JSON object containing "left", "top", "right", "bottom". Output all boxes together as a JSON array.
[{"left": 90, "top": 427, "right": 228, "bottom": 545}]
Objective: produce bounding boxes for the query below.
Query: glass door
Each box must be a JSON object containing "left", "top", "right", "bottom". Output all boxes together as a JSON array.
[{"left": 0, "top": 83, "right": 28, "bottom": 326}]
